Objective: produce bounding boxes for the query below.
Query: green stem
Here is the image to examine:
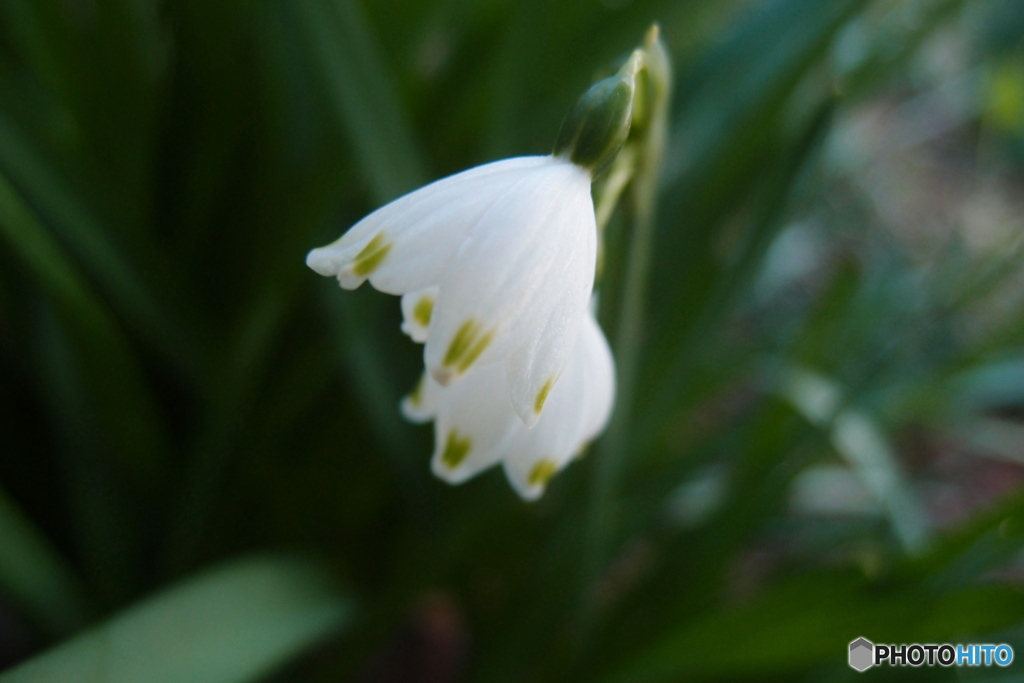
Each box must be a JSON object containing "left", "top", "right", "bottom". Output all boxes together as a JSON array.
[
  {"left": 580, "top": 169, "right": 658, "bottom": 626},
  {"left": 579, "top": 27, "right": 670, "bottom": 646},
  {"left": 580, "top": 169, "right": 662, "bottom": 652}
]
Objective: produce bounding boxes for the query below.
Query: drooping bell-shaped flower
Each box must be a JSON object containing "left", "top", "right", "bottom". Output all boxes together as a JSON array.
[
  {"left": 307, "top": 45, "right": 654, "bottom": 499},
  {"left": 308, "top": 155, "right": 596, "bottom": 426},
  {"left": 402, "top": 305, "right": 615, "bottom": 501},
  {"left": 306, "top": 53, "right": 639, "bottom": 428}
]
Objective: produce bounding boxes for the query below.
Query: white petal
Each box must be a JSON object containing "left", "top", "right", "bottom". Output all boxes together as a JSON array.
[
  {"left": 506, "top": 252, "right": 592, "bottom": 427},
  {"left": 422, "top": 157, "right": 595, "bottom": 387},
  {"left": 306, "top": 157, "right": 550, "bottom": 292},
  {"left": 575, "top": 310, "right": 616, "bottom": 443},
  {"left": 400, "top": 286, "right": 438, "bottom": 343},
  {"left": 416, "top": 305, "right": 615, "bottom": 498},
  {"left": 429, "top": 362, "right": 518, "bottom": 485},
  {"left": 502, "top": 310, "right": 615, "bottom": 500},
  {"left": 400, "top": 372, "right": 440, "bottom": 423}
]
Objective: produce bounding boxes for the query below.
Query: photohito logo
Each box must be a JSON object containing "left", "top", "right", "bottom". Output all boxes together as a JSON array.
[
  {"left": 848, "top": 637, "right": 1014, "bottom": 671},
  {"left": 849, "top": 638, "right": 874, "bottom": 672}
]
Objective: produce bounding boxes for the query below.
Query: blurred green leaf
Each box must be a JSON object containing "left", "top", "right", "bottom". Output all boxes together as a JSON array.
[
  {"left": 841, "top": 0, "right": 966, "bottom": 97},
  {"left": 603, "top": 571, "right": 1024, "bottom": 682},
  {"left": 631, "top": 97, "right": 835, "bottom": 465},
  {"left": 0, "top": 485, "right": 86, "bottom": 634},
  {"left": 0, "top": 111, "right": 197, "bottom": 375},
  {"left": 778, "top": 364, "right": 930, "bottom": 551},
  {"left": 642, "top": 0, "right": 859, "bottom": 437},
  {"left": 0, "top": 556, "right": 352, "bottom": 683},
  {"left": 322, "top": 290, "right": 422, "bottom": 489},
  {"left": 900, "top": 484, "right": 1024, "bottom": 590},
  {"left": 288, "top": 0, "right": 431, "bottom": 508},
  {"left": 295, "top": 0, "right": 428, "bottom": 203},
  {"left": 951, "top": 356, "right": 1024, "bottom": 412},
  {"left": 0, "top": 170, "right": 167, "bottom": 477}
]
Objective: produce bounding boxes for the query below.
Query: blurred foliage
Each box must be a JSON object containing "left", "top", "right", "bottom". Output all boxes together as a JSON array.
[{"left": 1, "top": 0, "right": 1023, "bottom": 681}]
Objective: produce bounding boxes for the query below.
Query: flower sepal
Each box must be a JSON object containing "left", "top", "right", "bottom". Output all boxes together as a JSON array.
[{"left": 553, "top": 51, "right": 640, "bottom": 178}]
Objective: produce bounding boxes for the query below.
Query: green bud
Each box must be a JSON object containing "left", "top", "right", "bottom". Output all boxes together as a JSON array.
[
  {"left": 553, "top": 51, "right": 640, "bottom": 177},
  {"left": 631, "top": 24, "right": 672, "bottom": 141}
]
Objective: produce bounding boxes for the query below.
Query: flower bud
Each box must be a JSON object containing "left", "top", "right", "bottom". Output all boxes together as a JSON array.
[
  {"left": 553, "top": 51, "right": 641, "bottom": 177},
  {"left": 631, "top": 24, "right": 672, "bottom": 141}
]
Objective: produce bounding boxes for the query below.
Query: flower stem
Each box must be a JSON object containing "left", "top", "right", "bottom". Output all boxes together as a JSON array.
[
  {"left": 579, "top": 160, "right": 658, "bottom": 632},
  {"left": 579, "top": 24, "right": 670, "bottom": 648}
]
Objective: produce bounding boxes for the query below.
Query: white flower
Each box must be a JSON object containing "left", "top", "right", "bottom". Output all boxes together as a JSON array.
[
  {"left": 306, "top": 155, "right": 597, "bottom": 426},
  {"left": 401, "top": 305, "right": 615, "bottom": 501}
]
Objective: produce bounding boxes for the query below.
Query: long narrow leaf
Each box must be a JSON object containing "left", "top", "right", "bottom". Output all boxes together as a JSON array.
[
  {"left": 0, "top": 170, "right": 167, "bottom": 475},
  {"left": 0, "top": 111, "right": 197, "bottom": 374},
  {"left": 603, "top": 572, "right": 1024, "bottom": 682},
  {"left": 0, "top": 556, "right": 352, "bottom": 683},
  {"left": 0, "top": 484, "right": 86, "bottom": 634},
  {"left": 295, "top": 0, "right": 427, "bottom": 203}
]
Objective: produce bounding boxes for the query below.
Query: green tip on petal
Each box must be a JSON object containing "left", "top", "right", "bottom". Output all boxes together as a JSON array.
[
  {"left": 552, "top": 51, "right": 640, "bottom": 177},
  {"left": 413, "top": 295, "right": 434, "bottom": 327},
  {"left": 441, "top": 430, "right": 472, "bottom": 469},
  {"left": 534, "top": 376, "right": 555, "bottom": 414},
  {"left": 351, "top": 233, "right": 392, "bottom": 277},
  {"left": 443, "top": 319, "right": 495, "bottom": 374},
  {"left": 527, "top": 459, "right": 559, "bottom": 488}
]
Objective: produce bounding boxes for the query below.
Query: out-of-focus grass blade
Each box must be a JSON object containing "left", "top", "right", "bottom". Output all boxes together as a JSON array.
[
  {"left": 602, "top": 571, "right": 1024, "bottom": 682},
  {"left": 589, "top": 399, "right": 818, "bottom": 671},
  {"left": 660, "top": 0, "right": 861, "bottom": 198},
  {"left": 0, "top": 111, "right": 197, "bottom": 374},
  {"left": 0, "top": 485, "right": 86, "bottom": 634},
  {"left": 840, "top": 0, "right": 965, "bottom": 97},
  {"left": 0, "top": 0, "right": 164, "bottom": 226},
  {"left": 778, "top": 365, "right": 930, "bottom": 552},
  {"left": 899, "top": 484, "right": 1024, "bottom": 590},
  {"left": 321, "top": 290, "right": 423, "bottom": 499},
  {"left": 951, "top": 356, "right": 1024, "bottom": 412},
  {"left": 163, "top": 278, "right": 311, "bottom": 573},
  {"left": 33, "top": 303, "right": 142, "bottom": 600},
  {"left": 0, "top": 171, "right": 166, "bottom": 476},
  {"left": 290, "top": 0, "right": 427, "bottom": 496},
  {"left": 648, "top": 0, "right": 864, "bottom": 365},
  {"left": 638, "top": 100, "right": 835, "bottom": 448},
  {"left": 948, "top": 231, "right": 1024, "bottom": 317},
  {"left": 0, "top": 556, "right": 352, "bottom": 683},
  {"left": 294, "top": 0, "right": 427, "bottom": 203}
]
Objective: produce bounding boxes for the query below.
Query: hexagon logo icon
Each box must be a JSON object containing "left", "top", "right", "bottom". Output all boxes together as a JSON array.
[{"left": 849, "top": 637, "right": 874, "bottom": 672}]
